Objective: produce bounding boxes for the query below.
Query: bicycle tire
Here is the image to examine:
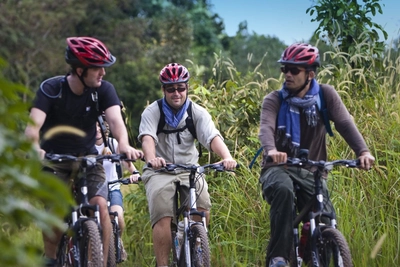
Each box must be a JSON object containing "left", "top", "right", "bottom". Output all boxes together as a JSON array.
[
  {"left": 56, "top": 234, "right": 74, "bottom": 267},
  {"left": 312, "top": 227, "right": 353, "bottom": 267},
  {"left": 190, "top": 224, "right": 210, "bottom": 267},
  {"left": 112, "top": 220, "right": 122, "bottom": 263},
  {"left": 79, "top": 220, "right": 103, "bottom": 267},
  {"left": 107, "top": 225, "right": 117, "bottom": 267}
]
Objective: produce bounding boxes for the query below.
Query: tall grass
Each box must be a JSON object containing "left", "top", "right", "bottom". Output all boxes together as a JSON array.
[
  {"left": 13, "top": 43, "right": 400, "bottom": 266},
  {"left": 122, "top": 44, "right": 400, "bottom": 266}
]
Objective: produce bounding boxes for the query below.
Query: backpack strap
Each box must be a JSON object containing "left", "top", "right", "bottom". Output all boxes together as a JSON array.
[
  {"left": 250, "top": 89, "right": 334, "bottom": 168},
  {"left": 107, "top": 137, "right": 115, "bottom": 153},
  {"left": 156, "top": 99, "right": 196, "bottom": 139},
  {"left": 318, "top": 85, "right": 334, "bottom": 136},
  {"left": 278, "top": 88, "right": 333, "bottom": 136},
  {"left": 156, "top": 99, "right": 201, "bottom": 156}
]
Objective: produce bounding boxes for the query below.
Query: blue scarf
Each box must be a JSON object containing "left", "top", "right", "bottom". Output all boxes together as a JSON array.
[
  {"left": 277, "top": 79, "right": 319, "bottom": 151},
  {"left": 162, "top": 98, "right": 190, "bottom": 128}
]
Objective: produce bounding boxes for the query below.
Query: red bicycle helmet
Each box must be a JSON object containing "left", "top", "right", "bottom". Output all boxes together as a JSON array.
[
  {"left": 159, "top": 63, "right": 190, "bottom": 84},
  {"left": 278, "top": 43, "right": 320, "bottom": 67},
  {"left": 65, "top": 37, "right": 116, "bottom": 67}
]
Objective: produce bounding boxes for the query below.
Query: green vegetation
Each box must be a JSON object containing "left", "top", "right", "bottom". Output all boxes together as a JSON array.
[
  {"left": 120, "top": 43, "right": 400, "bottom": 266},
  {"left": 1, "top": 0, "right": 399, "bottom": 266},
  {"left": 0, "top": 59, "right": 74, "bottom": 267}
]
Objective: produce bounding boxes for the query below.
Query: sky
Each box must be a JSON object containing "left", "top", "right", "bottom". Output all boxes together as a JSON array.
[{"left": 210, "top": 0, "right": 400, "bottom": 45}]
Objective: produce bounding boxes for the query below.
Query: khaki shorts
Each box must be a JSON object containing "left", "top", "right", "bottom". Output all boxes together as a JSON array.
[
  {"left": 142, "top": 169, "right": 212, "bottom": 228},
  {"left": 44, "top": 158, "right": 108, "bottom": 203}
]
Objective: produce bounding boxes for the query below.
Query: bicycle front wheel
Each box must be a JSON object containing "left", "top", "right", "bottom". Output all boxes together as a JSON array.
[
  {"left": 79, "top": 220, "right": 103, "bottom": 267},
  {"left": 190, "top": 224, "right": 210, "bottom": 267},
  {"left": 107, "top": 227, "right": 117, "bottom": 267},
  {"left": 57, "top": 234, "right": 74, "bottom": 267},
  {"left": 314, "top": 227, "right": 353, "bottom": 267}
]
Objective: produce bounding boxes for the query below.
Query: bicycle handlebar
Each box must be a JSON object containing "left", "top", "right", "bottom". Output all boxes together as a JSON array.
[
  {"left": 45, "top": 153, "right": 135, "bottom": 163},
  {"left": 108, "top": 176, "right": 142, "bottom": 185},
  {"left": 151, "top": 163, "right": 239, "bottom": 173},
  {"left": 266, "top": 156, "right": 360, "bottom": 171}
]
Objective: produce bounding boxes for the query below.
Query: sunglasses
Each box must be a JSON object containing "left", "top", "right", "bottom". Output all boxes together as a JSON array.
[
  {"left": 164, "top": 87, "right": 186, "bottom": 93},
  {"left": 280, "top": 66, "right": 304, "bottom": 75}
]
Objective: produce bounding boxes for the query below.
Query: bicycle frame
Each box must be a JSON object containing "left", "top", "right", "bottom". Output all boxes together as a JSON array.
[
  {"left": 154, "top": 163, "right": 233, "bottom": 267},
  {"left": 275, "top": 151, "right": 359, "bottom": 267},
  {"left": 48, "top": 153, "right": 130, "bottom": 266},
  {"left": 180, "top": 167, "right": 208, "bottom": 266},
  {"left": 107, "top": 176, "right": 140, "bottom": 263}
]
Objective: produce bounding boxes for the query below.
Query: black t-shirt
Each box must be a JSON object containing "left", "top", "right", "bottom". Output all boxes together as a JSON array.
[{"left": 33, "top": 75, "right": 121, "bottom": 154}]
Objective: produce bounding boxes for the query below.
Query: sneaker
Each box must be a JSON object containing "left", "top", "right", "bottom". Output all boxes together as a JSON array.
[
  {"left": 44, "top": 257, "right": 57, "bottom": 267},
  {"left": 269, "top": 257, "right": 289, "bottom": 267},
  {"left": 119, "top": 239, "right": 127, "bottom": 262}
]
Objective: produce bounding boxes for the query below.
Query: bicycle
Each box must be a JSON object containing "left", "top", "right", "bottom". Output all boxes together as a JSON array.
[
  {"left": 268, "top": 149, "right": 359, "bottom": 267},
  {"left": 46, "top": 153, "right": 130, "bottom": 267},
  {"left": 152, "top": 163, "right": 237, "bottom": 267},
  {"left": 107, "top": 175, "right": 141, "bottom": 264}
]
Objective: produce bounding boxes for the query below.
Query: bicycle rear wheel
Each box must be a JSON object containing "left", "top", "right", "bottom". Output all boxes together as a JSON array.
[
  {"left": 79, "top": 220, "right": 103, "bottom": 267},
  {"left": 190, "top": 224, "right": 210, "bottom": 267},
  {"left": 314, "top": 227, "right": 353, "bottom": 267}
]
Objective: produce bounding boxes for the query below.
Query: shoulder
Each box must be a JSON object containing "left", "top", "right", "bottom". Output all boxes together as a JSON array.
[
  {"left": 319, "top": 83, "right": 339, "bottom": 99},
  {"left": 143, "top": 100, "right": 161, "bottom": 114},
  {"left": 39, "top": 75, "right": 65, "bottom": 97},
  {"left": 97, "top": 80, "right": 116, "bottom": 94},
  {"left": 263, "top": 90, "right": 280, "bottom": 105}
]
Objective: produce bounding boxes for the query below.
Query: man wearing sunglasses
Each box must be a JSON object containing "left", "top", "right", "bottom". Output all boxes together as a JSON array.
[
  {"left": 258, "top": 43, "right": 375, "bottom": 267},
  {"left": 138, "top": 63, "right": 237, "bottom": 267}
]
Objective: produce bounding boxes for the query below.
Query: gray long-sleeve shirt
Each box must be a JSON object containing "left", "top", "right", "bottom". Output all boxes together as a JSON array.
[{"left": 258, "top": 83, "right": 369, "bottom": 168}]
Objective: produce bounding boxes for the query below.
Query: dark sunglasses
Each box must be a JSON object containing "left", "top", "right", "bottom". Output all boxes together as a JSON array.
[
  {"left": 280, "top": 66, "right": 304, "bottom": 75},
  {"left": 164, "top": 87, "right": 186, "bottom": 93}
]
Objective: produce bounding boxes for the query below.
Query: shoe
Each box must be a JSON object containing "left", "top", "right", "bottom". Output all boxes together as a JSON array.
[
  {"left": 119, "top": 239, "right": 127, "bottom": 262},
  {"left": 44, "top": 257, "right": 57, "bottom": 267},
  {"left": 269, "top": 257, "right": 289, "bottom": 267}
]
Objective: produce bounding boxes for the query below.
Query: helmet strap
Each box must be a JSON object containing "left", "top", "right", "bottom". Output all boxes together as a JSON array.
[
  {"left": 284, "top": 73, "right": 311, "bottom": 100},
  {"left": 76, "top": 67, "right": 90, "bottom": 90}
]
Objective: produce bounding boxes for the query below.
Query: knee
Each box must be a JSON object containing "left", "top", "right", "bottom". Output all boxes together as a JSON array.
[
  {"left": 153, "top": 217, "right": 171, "bottom": 230},
  {"left": 263, "top": 181, "right": 293, "bottom": 204}
]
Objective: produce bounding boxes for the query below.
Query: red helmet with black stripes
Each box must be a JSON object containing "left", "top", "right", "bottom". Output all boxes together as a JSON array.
[
  {"left": 159, "top": 63, "right": 190, "bottom": 85},
  {"left": 278, "top": 43, "right": 320, "bottom": 67},
  {"left": 65, "top": 37, "right": 116, "bottom": 68}
]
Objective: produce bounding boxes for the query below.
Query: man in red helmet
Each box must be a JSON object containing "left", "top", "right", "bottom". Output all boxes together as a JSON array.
[
  {"left": 25, "top": 36, "right": 143, "bottom": 267},
  {"left": 258, "top": 43, "right": 375, "bottom": 267},
  {"left": 137, "top": 63, "right": 237, "bottom": 267}
]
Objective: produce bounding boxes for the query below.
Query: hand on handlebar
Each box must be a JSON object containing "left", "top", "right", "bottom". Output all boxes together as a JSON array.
[
  {"left": 218, "top": 158, "right": 238, "bottom": 170},
  {"left": 358, "top": 152, "right": 375, "bottom": 170},
  {"left": 147, "top": 157, "right": 166, "bottom": 170},
  {"left": 119, "top": 145, "right": 144, "bottom": 161},
  {"left": 129, "top": 171, "right": 141, "bottom": 183},
  {"left": 267, "top": 150, "right": 287, "bottom": 164}
]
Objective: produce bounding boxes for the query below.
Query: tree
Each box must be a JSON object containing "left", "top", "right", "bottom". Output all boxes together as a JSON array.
[{"left": 307, "top": 0, "right": 388, "bottom": 63}]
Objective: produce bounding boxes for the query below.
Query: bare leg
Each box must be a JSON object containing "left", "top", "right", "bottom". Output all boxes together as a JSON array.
[
  {"left": 153, "top": 217, "right": 173, "bottom": 266},
  {"left": 110, "top": 205, "right": 125, "bottom": 232},
  {"left": 43, "top": 228, "right": 63, "bottom": 260}
]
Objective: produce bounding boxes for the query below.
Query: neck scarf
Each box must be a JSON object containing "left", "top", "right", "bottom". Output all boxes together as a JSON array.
[
  {"left": 162, "top": 98, "right": 190, "bottom": 128},
  {"left": 277, "top": 79, "right": 319, "bottom": 152}
]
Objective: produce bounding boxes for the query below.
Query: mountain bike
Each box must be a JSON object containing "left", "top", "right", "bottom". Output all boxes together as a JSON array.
[
  {"left": 46, "top": 153, "right": 130, "bottom": 267},
  {"left": 153, "top": 163, "right": 237, "bottom": 267},
  {"left": 268, "top": 149, "right": 359, "bottom": 267},
  {"left": 107, "top": 175, "right": 141, "bottom": 264}
]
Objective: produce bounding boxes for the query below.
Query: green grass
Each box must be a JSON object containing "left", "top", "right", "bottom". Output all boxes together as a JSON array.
[{"left": 9, "top": 46, "right": 400, "bottom": 266}]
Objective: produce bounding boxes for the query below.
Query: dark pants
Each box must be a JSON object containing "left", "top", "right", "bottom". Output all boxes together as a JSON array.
[{"left": 259, "top": 166, "right": 334, "bottom": 263}]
